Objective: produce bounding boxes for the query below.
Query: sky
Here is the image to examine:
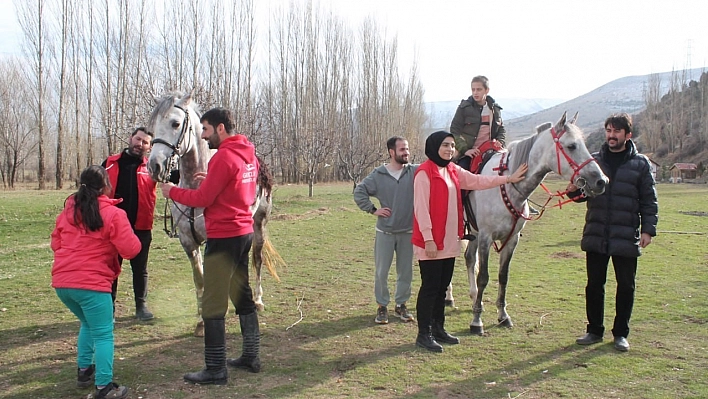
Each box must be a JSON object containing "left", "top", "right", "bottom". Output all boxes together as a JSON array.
[{"left": 2, "top": 0, "right": 707, "bottom": 103}]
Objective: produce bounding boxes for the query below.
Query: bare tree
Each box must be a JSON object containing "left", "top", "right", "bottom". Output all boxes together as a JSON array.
[
  {"left": 16, "top": 0, "right": 50, "bottom": 189},
  {"left": 641, "top": 74, "right": 663, "bottom": 153},
  {"left": 54, "top": 0, "right": 72, "bottom": 189},
  {"left": 0, "top": 59, "right": 40, "bottom": 188}
]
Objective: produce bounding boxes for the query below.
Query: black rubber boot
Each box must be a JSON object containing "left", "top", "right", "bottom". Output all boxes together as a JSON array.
[
  {"left": 227, "top": 312, "right": 261, "bottom": 373},
  {"left": 415, "top": 325, "right": 443, "bottom": 353},
  {"left": 432, "top": 318, "right": 460, "bottom": 345},
  {"left": 184, "top": 318, "right": 228, "bottom": 385},
  {"left": 135, "top": 301, "right": 154, "bottom": 321}
]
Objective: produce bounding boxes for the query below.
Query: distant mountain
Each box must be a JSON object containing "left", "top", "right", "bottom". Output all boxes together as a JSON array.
[
  {"left": 504, "top": 67, "right": 706, "bottom": 140},
  {"left": 424, "top": 97, "right": 565, "bottom": 133}
]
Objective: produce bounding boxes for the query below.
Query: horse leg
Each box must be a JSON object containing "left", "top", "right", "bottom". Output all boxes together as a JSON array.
[
  {"left": 496, "top": 234, "right": 520, "bottom": 328},
  {"left": 463, "top": 237, "right": 481, "bottom": 334},
  {"left": 471, "top": 235, "right": 491, "bottom": 335},
  {"left": 252, "top": 211, "right": 267, "bottom": 312},
  {"left": 445, "top": 284, "right": 455, "bottom": 308},
  {"left": 252, "top": 234, "right": 265, "bottom": 312},
  {"left": 185, "top": 247, "right": 205, "bottom": 337}
]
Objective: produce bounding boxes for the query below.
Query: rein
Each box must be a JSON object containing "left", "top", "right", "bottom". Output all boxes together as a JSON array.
[{"left": 489, "top": 126, "right": 598, "bottom": 252}]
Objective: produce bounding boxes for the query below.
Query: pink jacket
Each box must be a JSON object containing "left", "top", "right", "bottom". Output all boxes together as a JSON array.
[
  {"left": 413, "top": 164, "right": 506, "bottom": 261},
  {"left": 51, "top": 195, "right": 141, "bottom": 293}
]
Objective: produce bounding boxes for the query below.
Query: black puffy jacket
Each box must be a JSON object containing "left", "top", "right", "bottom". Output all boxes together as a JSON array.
[{"left": 575, "top": 140, "right": 658, "bottom": 257}]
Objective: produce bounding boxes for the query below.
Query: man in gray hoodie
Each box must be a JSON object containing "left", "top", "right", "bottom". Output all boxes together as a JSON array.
[{"left": 354, "top": 136, "right": 417, "bottom": 324}]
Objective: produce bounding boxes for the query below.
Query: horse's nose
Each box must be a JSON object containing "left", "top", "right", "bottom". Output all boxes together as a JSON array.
[{"left": 150, "top": 162, "right": 162, "bottom": 181}]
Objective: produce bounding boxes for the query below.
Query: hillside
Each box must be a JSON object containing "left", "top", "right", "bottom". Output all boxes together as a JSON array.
[
  {"left": 424, "top": 98, "right": 564, "bottom": 133},
  {"left": 504, "top": 67, "right": 706, "bottom": 140}
]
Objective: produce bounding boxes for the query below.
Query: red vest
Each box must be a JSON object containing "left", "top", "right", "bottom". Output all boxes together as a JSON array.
[
  {"left": 412, "top": 160, "right": 464, "bottom": 250},
  {"left": 104, "top": 153, "right": 157, "bottom": 230}
]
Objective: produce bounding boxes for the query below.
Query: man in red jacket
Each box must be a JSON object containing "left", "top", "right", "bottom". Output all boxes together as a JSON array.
[
  {"left": 161, "top": 107, "right": 260, "bottom": 385},
  {"left": 103, "top": 127, "right": 157, "bottom": 321}
]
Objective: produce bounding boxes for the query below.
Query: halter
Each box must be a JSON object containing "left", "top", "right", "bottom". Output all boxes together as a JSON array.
[
  {"left": 151, "top": 104, "right": 194, "bottom": 182},
  {"left": 550, "top": 127, "right": 598, "bottom": 191}
]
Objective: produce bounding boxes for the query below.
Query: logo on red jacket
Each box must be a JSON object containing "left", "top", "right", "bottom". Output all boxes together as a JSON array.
[{"left": 243, "top": 163, "right": 256, "bottom": 183}]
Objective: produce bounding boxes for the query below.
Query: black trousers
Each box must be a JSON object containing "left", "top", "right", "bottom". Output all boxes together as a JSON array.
[
  {"left": 112, "top": 229, "right": 152, "bottom": 307},
  {"left": 202, "top": 234, "right": 256, "bottom": 319},
  {"left": 416, "top": 257, "right": 455, "bottom": 334},
  {"left": 585, "top": 252, "right": 637, "bottom": 338}
]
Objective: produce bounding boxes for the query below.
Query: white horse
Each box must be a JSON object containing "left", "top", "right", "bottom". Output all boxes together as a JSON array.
[
  {"left": 146, "top": 92, "right": 283, "bottom": 336},
  {"left": 454, "top": 112, "right": 608, "bottom": 335}
]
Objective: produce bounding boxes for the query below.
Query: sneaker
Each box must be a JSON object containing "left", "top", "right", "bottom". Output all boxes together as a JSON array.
[
  {"left": 374, "top": 306, "right": 388, "bottom": 324},
  {"left": 394, "top": 304, "right": 414, "bottom": 322},
  {"left": 76, "top": 364, "right": 95, "bottom": 388},
  {"left": 95, "top": 382, "right": 129, "bottom": 399}
]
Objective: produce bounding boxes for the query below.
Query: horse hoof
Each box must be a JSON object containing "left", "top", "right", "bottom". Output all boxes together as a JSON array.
[
  {"left": 255, "top": 302, "right": 265, "bottom": 312},
  {"left": 469, "top": 325, "right": 485, "bottom": 336},
  {"left": 499, "top": 318, "right": 513, "bottom": 328},
  {"left": 194, "top": 321, "right": 205, "bottom": 337}
]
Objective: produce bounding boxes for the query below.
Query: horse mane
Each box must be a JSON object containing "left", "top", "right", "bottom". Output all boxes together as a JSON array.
[
  {"left": 147, "top": 91, "right": 201, "bottom": 132},
  {"left": 506, "top": 133, "right": 538, "bottom": 173},
  {"left": 257, "top": 156, "right": 274, "bottom": 193},
  {"left": 148, "top": 92, "right": 179, "bottom": 132}
]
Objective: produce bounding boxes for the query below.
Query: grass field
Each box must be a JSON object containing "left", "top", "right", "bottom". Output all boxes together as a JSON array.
[{"left": 0, "top": 182, "right": 707, "bottom": 399}]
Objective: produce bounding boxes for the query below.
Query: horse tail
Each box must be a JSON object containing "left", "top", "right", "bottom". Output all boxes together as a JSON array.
[{"left": 254, "top": 236, "right": 286, "bottom": 282}]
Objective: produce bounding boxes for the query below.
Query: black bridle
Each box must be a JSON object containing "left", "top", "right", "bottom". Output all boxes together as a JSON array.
[
  {"left": 151, "top": 104, "right": 195, "bottom": 183},
  {"left": 151, "top": 104, "right": 202, "bottom": 241}
]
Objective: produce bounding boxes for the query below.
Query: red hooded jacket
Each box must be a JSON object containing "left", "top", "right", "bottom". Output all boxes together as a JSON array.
[
  {"left": 169, "top": 134, "right": 257, "bottom": 238},
  {"left": 51, "top": 195, "right": 142, "bottom": 293}
]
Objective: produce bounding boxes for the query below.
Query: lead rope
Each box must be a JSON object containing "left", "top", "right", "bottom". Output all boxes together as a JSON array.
[{"left": 162, "top": 198, "right": 179, "bottom": 238}]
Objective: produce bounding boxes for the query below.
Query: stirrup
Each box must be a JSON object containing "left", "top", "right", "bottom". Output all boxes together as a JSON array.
[{"left": 461, "top": 234, "right": 477, "bottom": 241}]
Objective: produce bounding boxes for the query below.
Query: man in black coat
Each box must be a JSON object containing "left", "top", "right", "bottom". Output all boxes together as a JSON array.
[{"left": 568, "top": 113, "right": 658, "bottom": 352}]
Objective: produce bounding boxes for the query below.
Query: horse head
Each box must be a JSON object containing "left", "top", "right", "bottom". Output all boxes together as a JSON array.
[
  {"left": 538, "top": 111, "right": 608, "bottom": 197},
  {"left": 147, "top": 92, "right": 203, "bottom": 183}
]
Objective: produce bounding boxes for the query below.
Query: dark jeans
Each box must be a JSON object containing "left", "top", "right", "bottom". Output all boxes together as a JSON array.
[
  {"left": 416, "top": 257, "right": 455, "bottom": 334},
  {"left": 202, "top": 234, "right": 256, "bottom": 319},
  {"left": 112, "top": 229, "right": 152, "bottom": 307},
  {"left": 585, "top": 252, "right": 637, "bottom": 338},
  {"left": 457, "top": 156, "right": 471, "bottom": 171}
]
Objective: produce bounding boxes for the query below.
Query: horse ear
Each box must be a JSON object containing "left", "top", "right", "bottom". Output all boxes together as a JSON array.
[
  {"left": 182, "top": 91, "right": 193, "bottom": 106},
  {"left": 569, "top": 111, "right": 579, "bottom": 125},
  {"left": 555, "top": 111, "right": 568, "bottom": 132}
]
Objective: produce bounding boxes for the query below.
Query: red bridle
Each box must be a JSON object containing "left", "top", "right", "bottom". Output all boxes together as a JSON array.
[{"left": 550, "top": 127, "right": 598, "bottom": 188}]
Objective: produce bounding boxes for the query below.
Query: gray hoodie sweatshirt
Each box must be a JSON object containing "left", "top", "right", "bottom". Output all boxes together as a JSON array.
[{"left": 353, "top": 163, "right": 418, "bottom": 234}]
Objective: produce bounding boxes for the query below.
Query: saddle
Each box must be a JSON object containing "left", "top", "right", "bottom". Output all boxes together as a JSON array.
[
  {"left": 460, "top": 140, "right": 504, "bottom": 239},
  {"left": 468, "top": 140, "right": 504, "bottom": 174}
]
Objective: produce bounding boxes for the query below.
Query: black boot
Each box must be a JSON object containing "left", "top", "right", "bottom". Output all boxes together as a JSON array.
[
  {"left": 227, "top": 312, "right": 261, "bottom": 373},
  {"left": 461, "top": 191, "right": 477, "bottom": 241},
  {"left": 135, "top": 301, "right": 154, "bottom": 321},
  {"left": 184, "top": 318, "right": 228, "bottom": 385},
  {"left": 415, "top": 325, "right": 443, "bottom": 353},
  {"left": 432, "top": 318, "right": 460, "bottom": 345}
]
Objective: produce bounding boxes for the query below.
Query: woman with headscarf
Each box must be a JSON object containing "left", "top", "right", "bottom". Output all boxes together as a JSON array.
[{"left": 412, "top": 130, "right": 527, "bottom": 352}]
